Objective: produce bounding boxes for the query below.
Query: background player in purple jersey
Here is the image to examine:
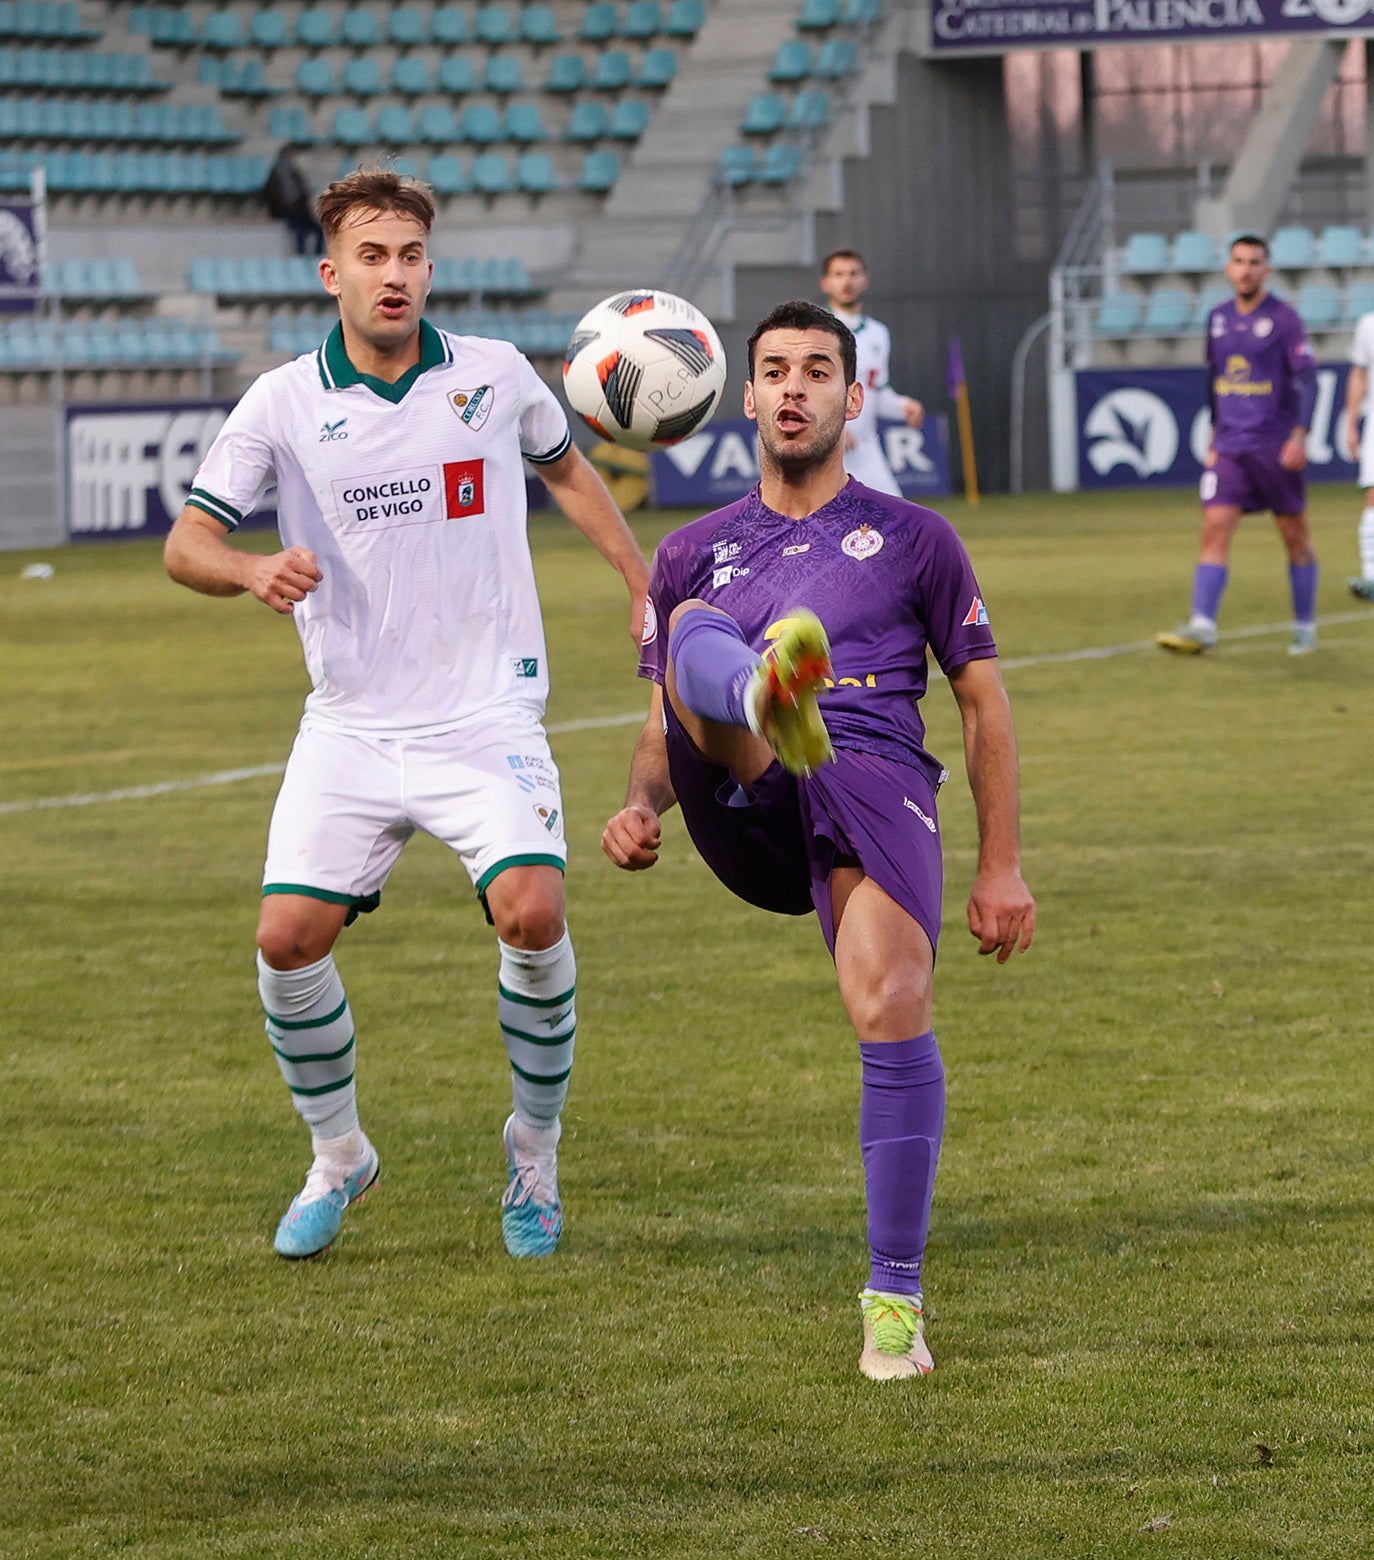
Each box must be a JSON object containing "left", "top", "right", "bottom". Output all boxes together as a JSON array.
[
  {"left": 1157, "top": 234, "right": 1320, "bottom": 657},
  {"left": 601, "top": 300, "right": 1035, "bottom": 1381}
]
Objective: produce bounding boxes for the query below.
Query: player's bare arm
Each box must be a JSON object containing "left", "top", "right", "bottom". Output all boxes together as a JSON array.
[
  {"left": 948, "top": 657, "right": 1035, "bottom": 963},
  {"left": 602, "top": 685, "right": 676, "bottom": 871},
  {"left": 1346, "top": 366, "right": 1367, "bottom": 461},
  {"left": 1280, "top": 428, "right": 1309, "bottom": 472},
  {"left": 164, "top": 506, "right": 321, "bottom": 615},
  {"left": 539, "top": 444, "right": 650, "bottom": 644}
]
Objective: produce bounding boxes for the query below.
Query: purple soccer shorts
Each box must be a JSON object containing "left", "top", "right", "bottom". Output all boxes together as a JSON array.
[{"left": 1202, "top": 449, "right": 1305, "bottom": 516}]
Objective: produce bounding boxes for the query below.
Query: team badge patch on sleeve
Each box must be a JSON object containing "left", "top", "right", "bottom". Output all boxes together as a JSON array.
[{"left": 962, "top": 596, "right": 990, "bottom": 627}]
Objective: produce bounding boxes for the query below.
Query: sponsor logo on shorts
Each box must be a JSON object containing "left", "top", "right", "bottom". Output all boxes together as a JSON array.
[
  {"left": 319, "top": 417, "right": 348, "bottom": 442},
  {"left": 443, "top": 458, "right": 485, "bottom": 518},
  {"left": 903, "top": 796, "right": 936, "bottom": 833},
  {"left": 449, "top": 385, "right": 494, "bottom": 430},
  {"left": 511, "top": 657, "right": 539, "bottom": 678},
  {"left": 962, "top": 595, "right": 990, "bottom": 627},
  {"left": 534, "top": 803, "right": 562, "bottom": 837},
  {"left": 507, "top": 752, "right": 557, "bottom": 794},
  {"left": 841, "top": 523, "right": 883, "bottom": 560}
]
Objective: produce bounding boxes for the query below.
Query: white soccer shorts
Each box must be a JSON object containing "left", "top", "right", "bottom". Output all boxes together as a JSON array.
[
  {"left": 1359, "top": 417, "right": 1374, "bottom": 490},
  {"left": 842, "top": 436, "right": 903, "bottom": 497},
  {"left": 262, "top": 714, "right": 568, "bottom": 914}
]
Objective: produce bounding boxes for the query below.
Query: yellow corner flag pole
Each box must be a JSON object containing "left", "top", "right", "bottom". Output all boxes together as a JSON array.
[{"left": 947, "top": 335, "right": 980, "bottom": 505}]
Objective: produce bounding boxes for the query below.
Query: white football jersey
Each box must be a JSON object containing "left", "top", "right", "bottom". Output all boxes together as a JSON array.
[
  {"left": 189, "top": 321, "right": 571, "bottom": 737},
  {"left": 832, "top": 307, "right": 909, "bottom": 447},
  {"left": 1352, "top": 312, "right": 1374, "bottom": 414}
]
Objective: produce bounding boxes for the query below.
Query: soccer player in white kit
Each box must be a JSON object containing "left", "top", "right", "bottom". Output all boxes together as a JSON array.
[
  {"left": 1342, "top": 309, "right": 1374, "bottom": 601},
  {"left": 164, "top": 168, "right": 649, "bottom": 1261},
  {"left": 818, "top": 248, "right": 924, "bottom": 498}
]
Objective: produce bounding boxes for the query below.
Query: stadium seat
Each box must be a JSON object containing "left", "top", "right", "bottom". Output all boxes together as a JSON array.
[
  {"left": 428, "top": 152, "right": 469, "bottom": 193},
  {"left": 769, "top": 40, "right": 813, "bottom": 83},
  {"left": 543, "top": 52, "right": 585, "bottom": 92},
  {"left": 200, "top": 11, "right": 243, "bottom": 50},
  {"left": 330, "top": 106, "right": 371, "bottom": 146},
  {"left": 460, "top": 103, "right": 502, "bottom": 143},
  {"left": 222, "top": 58, "right": 276, "bottom": 98},
  {"left": 757, "top": 142, "right": 803, "bottom": 185},
  {"left": 1296, "top": 281, "right": 1341, "bottom": 330},
  {"left": 814, "top": 38, "right": 858, "bottom": 77},
  {"left": 418, "top": 102, "right": 458, "bottom": 142},
  {"left": 1268, "top": 226, "right": 1317, "bottom": 270},
  {"left": 716, "top": 144, "right": 757, "bottom": 187},
  {"left": 389, "top": 155, "right": 421, "bottom": 179},
  {"left": 1170, "top": 230, "right": 1219, "bottom": 272},
  {"left": 1120, "top": 232, "right": 1170, "bottom": 274},
  {"left": 565, "top": 99, "right": 609, "bottom": 141},
  {"left": 1141, "top": 287, "right": 1192, "bottom": 335},
  {"left": 484, "top": 54, "right": 524, "bottom": 93},
  {"left": 581, "top": 2, "right": 618, "bottom": 41},
  {"left": 375, "top": 105, "right": 415, "bottom": 144},
  {"left": 249, "top": 9, "right": 289, "bottom": 48},
  {"left": 577, "top": 149, "right": 620, "bottom": 192},
  {"left": 475, "top": 4, "right": 517, "bottom": 45},
  {"left": 296, "top": 58, "right": 334, "bottom": 96},
  {"left": 623, "top": 1, "right": 664, "bottom": 38},
  {"left": 392, "top": 56, "right": 431, "bottom": 94},
  {"left": 665, "top": 0, "right": 705, "bottom": 33},
  {"left": 741, "top": 93, "right": 785, "bottom": 136},
  {"left": 437, "top": 54, "right": 477, "bottom": 93},
  {"left": 1318, "top": 225, "right": 1364, "bottom": 267},
  {"left": 790, "top": 90, "right": 830, "bottom": 130},
  {"left": 517, "top": 151, "right": 558, "bottom": 193},
  {"left": 1344, "top": 279, "right": 1374, "bottom": 321},
  {"left": 295, "top": 9, "right": 335, "bottom": 47},
  {"left": 591, "top": 50, "right": 632, "bottom": 90},
  {"left": 638, "top": 48, "right": 676, "bottom": 87},
  {"left": 432, "top": 4, "right": 470, "bottom": 44},
  {"left": 340, "top": 7, "right": 381, "bottom": 47},
  {"left": 504, "top": 102, "right": 548, "bottom": 142},
  {"left": 388, "top": 5, "right": 429, "bottom": 45},
  {"left": 521, "top": 4, "right": 560, "bottom": 44},
  {"left": 842, "top": 0, "right": 883, "bottom": 20},
  {"left": 798, "top": 0, "right": 840, "bottom": 26},
  {"left": 472, "top": 151, "right": 514, "bottom": 194},
  {"left": 342, "top": 56, "right": 384, "bottom": 95},
  {"left": 609, "top": 98, "right": 650, "bottom": 139},
  {"left": 1093, "top": 292, "right": 1143, "bottom": 335}
]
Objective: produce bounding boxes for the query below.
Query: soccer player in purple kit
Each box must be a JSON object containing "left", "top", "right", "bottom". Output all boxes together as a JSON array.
[
  {"left": 601, "top": 300, "right": 1035, "bottom": 1380},
  {"left": 1157, "top": 233, "right": 1320, "bottom": 656}
]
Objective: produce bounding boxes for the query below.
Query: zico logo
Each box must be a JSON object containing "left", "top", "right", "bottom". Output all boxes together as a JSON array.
[
  {"left": 762, "top": 616, "right": 879, "bottom": 689},
  {"left": 443, "top": 459, "right": 485, "bottom": 518}
]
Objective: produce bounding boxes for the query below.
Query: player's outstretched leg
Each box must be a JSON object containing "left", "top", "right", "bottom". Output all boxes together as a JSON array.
[
  {"left": 856, "top": 1031, "right": 944, "bottom": 1380},
  {"left": 259, "top": 950, "right": 380, "bottom": 1259},
  {"left": 1156, "top": 563, "right": 1226, "bottom": 654},
  {"left": 497, "top": 933, "right": 575, "bottom": 1257}
]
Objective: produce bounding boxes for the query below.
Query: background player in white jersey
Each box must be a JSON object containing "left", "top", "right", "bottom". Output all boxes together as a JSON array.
[
  {"left": 1342, "top": 309, "right": 1374, "bottom": 602},
  {"left": 818, "top": 248, "right": 924, "bottom": 498},
  {"left": 163, "top": 168, "right": 648, "bottom": 1262}
]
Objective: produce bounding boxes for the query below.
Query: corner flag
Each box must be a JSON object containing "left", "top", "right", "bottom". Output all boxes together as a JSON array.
[{"left": 946, "top": 336, "right": 979, "bottom": 505}]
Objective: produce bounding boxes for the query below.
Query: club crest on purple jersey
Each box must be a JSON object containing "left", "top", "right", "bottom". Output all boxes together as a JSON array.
[{"left": 841, "top": 523, "right": 884, "bottom": 560}]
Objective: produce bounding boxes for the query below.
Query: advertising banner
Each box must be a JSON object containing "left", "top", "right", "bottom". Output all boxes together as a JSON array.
[
  {"left": 651, "top": 415, "right": 952, "bottom": 510},
  {"left": 931, "top": 0, "right": 1374, "bottom": 55},
  {"left": 0, "top": 199, "right": 40, "bottom": 317},
  {"left": 1074, "top": 364, "right": 1357, "bottom": 489},
  {"left": 67, "top": 403, "right": 277, "bottom": 540}
]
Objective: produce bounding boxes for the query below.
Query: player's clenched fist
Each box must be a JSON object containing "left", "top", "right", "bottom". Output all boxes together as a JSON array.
[
  {"left": 601, "top": 804, "right": 661, "bottom": 870},
  {"left": 248, "top": 547, "right": 322, "bottom": 614}
]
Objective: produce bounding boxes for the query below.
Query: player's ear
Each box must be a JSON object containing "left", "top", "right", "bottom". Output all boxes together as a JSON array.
[
  {"left": 319, "top": 256, "right": 340, "bottom": 297},
  {"left": 743, "top": 379, "right": 757, "bottom": 421},
  {"left": 846, "top": 379, "right": 864, "bottom": 420}
]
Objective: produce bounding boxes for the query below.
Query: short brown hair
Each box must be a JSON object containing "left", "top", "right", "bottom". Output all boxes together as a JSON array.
[
  {"left": 317, "top": 166, "right": 436, "bottom": 245},
  {"left": 747, "top": 299, "right": 857, "bottom": 385},
  {"left": 821, "top": 247, "right": 866, "bottom": 273}
]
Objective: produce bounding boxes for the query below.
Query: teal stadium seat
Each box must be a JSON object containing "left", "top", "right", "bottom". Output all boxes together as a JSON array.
[
  {"left": 418, "top": 102, "right": 458, "bottom": 141},
  {"left": 815, "top": 38, "right": 858, "bottom": 77},
  {"left": 769, "top": 40, "right": 813, "bottom": 82},
  {"left": 342, "top": 56, "right": 384, "bottom": 95},
  {"left": 1120, "top": 231, "right": 1169, "bottom": 273},
  {"left": 790, "top": 89, "right": 830, "bottom": 129},
  {"left": 517, "top": 151, "right": 558, "bottom": 193},
  {"left": 1093, "top": 292, "right": 1143, "bottom": 335},
  {"left": 842, "top": 0, "right": 883, "bottom": 21},
  {"left": 472, "top": 151, "right": 514, "bottom": 194},
  {"left": 389, "top": 155, "right": 420, "bottom": 178},
  {"left": 224, "top": 58, "right": 276, "bottom": 97},
  {"left": 1269, "top": 226, "right": 1316, "bottom": 269},
  {"left": 250, "top": 9, "right": 289, "bottom": 48},
  {"left": 388, "top": 5, "right": 429, "bottom": 45},
  {"left": 1141, "top": 287, "right": 1192, "bottom": 334},
  {"left": 437, "top": 54, "right": 477, "bottom": 93},
  {"left": 340, "top": 7, "right": 382, "bottom": 47},
  {"left": 296, "top": 58, "right": 334, "bottom": 95},
  {"left": 565, "top": 99, "right": 608, "bottom": 140},
  {"left": 1170, "top": 230, "right": 1219, "bottom": 272},
  {"left": 475, "top": 4, "right": 517, "bottom": 45},
  {"left": 392, "top": 56, "right": 431, "bottom": 94},
  {"left": 521, "top": 4, "right": 559, "bottom": 44},
  {"left": 1318, "top": 225, "right": 1363, "bottom": 267},
  {"left": 623, "top": 1, "right": 664, "bottom": 39},
  {"left": 578, "top": 148, "right": 619, "bottom": 191},
  {"left": 484, "top": 54, "right": 524, "bottom": 92},
  {"left": 1345, "top": 279, "right": 1374, "bottom": 321},
  {"left": 665, "top": 0, "right": 705, "bottom": 34},
  {"left": 428, "top": 152, "right": 469, "bottom": 193},
  {"left": 331, "top": 106, "right": 372, "bottom": 146},
  {"left": 591, "top": 49, "right": 632, "bottom": 90},
  {"left": 798, "top": 0, "right": 840, "bottom": 26},
  {"left": 757, "top": 142, "right": 802, "bottom": 184},
  {"left": 543, "top": 53, "right": 585, "bottom": 91},
  {"left": 200, "top": 10, "right": 244, "bottom": 50},
  {"left": 1296, "top": 282, "right": 1341, "bottom": 330},
  {"left": 638, "top": 47, "right": 676, "bottom": 87},
  {"left": 432, "top": 4, "right": 470, "bottom": 44},
  {"left": 295, "top": 9, "right": 335, "bottom": 48},
  {"left": 609, "top": 98, "right": 649, "bottom": 138},
  {"left": 460, "top": 103, "right": 502, "bottom": 142},
  {"left": 580, "top": 2, "right": 617, "bottom": 41},
  {"left": 716, "top": 144, "right": 756, "bottom": 187},
  {"left": 504, "top": 102, "right": 548, "bottom": 141},
  {"left": 376, "top": 105, "right": 415, "bottom": 143}
]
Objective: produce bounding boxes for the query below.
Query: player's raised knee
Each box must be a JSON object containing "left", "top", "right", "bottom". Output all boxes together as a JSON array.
[{"left": 256, "top": 896, "right": 347, "bottom": 969}]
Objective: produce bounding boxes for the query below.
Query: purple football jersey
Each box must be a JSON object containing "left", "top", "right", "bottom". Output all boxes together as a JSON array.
[
  {"left": 1206, "top": 294, "right": 1315, "bottom": 455},
  {"left": 639, "top": 479, "right": 997, "bottom": 781}
]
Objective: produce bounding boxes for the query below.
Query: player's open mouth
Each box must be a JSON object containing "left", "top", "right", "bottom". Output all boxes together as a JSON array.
[
  {"left": 776, "top": 409, "right": 809, "bottom": 433},
  {"left": 377, "top": 295, "right": 410, "bottom": 318}
]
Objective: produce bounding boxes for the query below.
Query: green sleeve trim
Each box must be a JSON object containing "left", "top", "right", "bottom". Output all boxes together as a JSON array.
[
  {"left": 269, "top": 1034, "right": 355, "bottom": 1065},
  {"left": 507, "top": 1059, "right": 573, "bottom": 1087},
  {"left": 500, "top": 1021, "right": 576, "bottom": 1049},
  {"left": 285, "top": 1071, "right": 355, "bottom": 1098},
  {"left": 498, "top": 981, "right": 576, "bottom": 1009},
  {"left": 186, "top": 490, "right": 241, "bottom": 532},
  {"left": 264, "top": 997, "right": 349, "bottom": 1032},
  {"left": 474, "top": 854, "right": 565, "bottom": 897}
]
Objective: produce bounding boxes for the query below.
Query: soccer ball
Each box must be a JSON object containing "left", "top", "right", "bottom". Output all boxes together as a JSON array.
[{"left": 562, "top": 290, "right": 727, "bottom": 450}]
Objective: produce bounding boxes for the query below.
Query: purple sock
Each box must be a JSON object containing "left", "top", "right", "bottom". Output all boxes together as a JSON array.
[
  {"left": 1289, "top": 560, "right": 1318, "bottom": 625},
  {"left": 1191, "top": 562, "right": 1228, "bottom": 623},
  {"left": 668, "top": 610, "right": 758, "bottom": 729},
  {"left": 859, "top": 1031, "right": 945, "bottom": 1297}
]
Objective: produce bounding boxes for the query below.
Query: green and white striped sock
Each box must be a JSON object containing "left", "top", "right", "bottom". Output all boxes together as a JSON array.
[
  {"left": 257, "top": 950, "right": 359, "bottom": 1140},
  {"left": 498, "top": 932, "right": 576, "bottom": 1127}
]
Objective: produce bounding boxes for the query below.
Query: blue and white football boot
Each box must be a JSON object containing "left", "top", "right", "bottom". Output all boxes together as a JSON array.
[
  {"left": 500, "top": 1114, "right": 563, "bottom": 1258},
  {"left": 274, "top": 1136, "right": 380, "bottom": 1259}
]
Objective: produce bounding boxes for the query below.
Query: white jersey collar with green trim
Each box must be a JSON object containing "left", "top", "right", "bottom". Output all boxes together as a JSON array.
[{"left": 316, "top": 318, "right": 452, "bottom": 400}]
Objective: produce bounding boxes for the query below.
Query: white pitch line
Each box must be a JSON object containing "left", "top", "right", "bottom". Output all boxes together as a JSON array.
[{"left": 3, "top": 610, "right": 1371, "bottom": 818}]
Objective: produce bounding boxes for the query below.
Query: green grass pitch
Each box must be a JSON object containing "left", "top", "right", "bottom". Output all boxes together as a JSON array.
[{"left": 2, "top": 487, "right": 1372, "bottom": 1557}]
